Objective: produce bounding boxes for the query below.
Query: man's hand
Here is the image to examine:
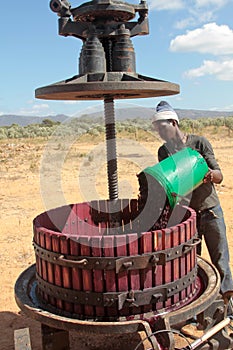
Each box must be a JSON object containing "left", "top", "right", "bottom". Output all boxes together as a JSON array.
[
  {"left": 203, "top": 169, "right": 223, "bottom": 184},
  {"left": 203, "top": 170, "right": 214, "bottom": 183}
]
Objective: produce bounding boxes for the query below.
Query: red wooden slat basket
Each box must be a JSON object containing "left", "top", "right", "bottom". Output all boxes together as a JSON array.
[{"left": 33, "top": 199, "right": 201, "bottom": 320}]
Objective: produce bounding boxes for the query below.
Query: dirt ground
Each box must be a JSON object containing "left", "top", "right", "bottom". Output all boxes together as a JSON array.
[{"left": 1, "top": 131, "right": 233, "bottom": 349}]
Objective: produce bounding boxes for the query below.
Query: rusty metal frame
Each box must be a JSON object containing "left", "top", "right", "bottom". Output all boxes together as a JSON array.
[
  {"left": 14, "top": 258, "right": 222, "bottom": 349},
  {"left": 14, "top": 264, "right": 161, "bottom": 349},
  {"left": 166, "top": 257, "right": 221, "bottom": 328},
  {"left": 33, "top": 237, "right": 200, "bottom": 273},
  {"left": 36, "top": 266, "right": 197, "bottom": 310},
  {"left": 57, "top": 3, "right": 149, "bottom": 40}
]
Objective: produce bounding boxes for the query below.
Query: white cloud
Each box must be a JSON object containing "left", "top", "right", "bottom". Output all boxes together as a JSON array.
[
  {"left": 170, "top": 20, "right": 233, "bottom": 81},
  {"left": 195, "top": 0, "right": 228, "bottom": 8},
  {"left": 17, "top": 103, "right": 51, "bottom": 116},
  {"left": 174, "top": 0, "right": 230, "bottom": 28},
  {"left": 175, "top": 18, "right": 193, "bottom": 30},
  {"left": 148, "top": 0, "right": 229, "bottom": 11},
  {"left": 210, "top": 104, "right": 233, "bottom": 111},
  {"left": 63, "top": 101, "right": 80, "bottom": 105},
  {"left": 221, "top": 104, "right": 233, "bottom": 111},
  {"left": 170, "top": 23, "right": 233, "bottom": 55},
  {"left": 175, "top": 10, "right": 214, "bottom": 29},
  {"left": 184, "top": 59, "right": 233, "bottom": 80},
  {"left": 147, "top": 0, "right": 230, "bottom": 29},
  {"left": 148, "top": 0, "right": 184, "bottom": 10}
]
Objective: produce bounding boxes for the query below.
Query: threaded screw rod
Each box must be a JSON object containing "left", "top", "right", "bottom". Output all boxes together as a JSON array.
[{"left": 104, "top": 96, "right": 119, "bottom": 200}]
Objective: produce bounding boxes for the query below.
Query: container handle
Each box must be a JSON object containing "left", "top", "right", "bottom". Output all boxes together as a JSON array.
[
  {"left": 182, "top": 238, "right": 201, "bottom": 253},
  {"left": 57, "top": 255, "right": 88, "bottom": 266}
]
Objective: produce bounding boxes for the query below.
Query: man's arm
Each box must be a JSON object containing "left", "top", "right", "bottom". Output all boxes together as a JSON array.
[
  {"left": 158, "top": 144, "right": 170, "bottom": 162},
  {"left": 200, "top": 136, "right": 223, "bottom": 184}
]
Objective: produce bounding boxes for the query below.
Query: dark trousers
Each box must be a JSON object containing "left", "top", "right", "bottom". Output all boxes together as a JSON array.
[{"left": 196, "top": 204, "right": 233, "bottom": 294}]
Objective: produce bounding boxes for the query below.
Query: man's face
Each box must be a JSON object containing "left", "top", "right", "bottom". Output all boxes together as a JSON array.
[{"left": 152, "top": 120, "right": 176, "bottom": 142}]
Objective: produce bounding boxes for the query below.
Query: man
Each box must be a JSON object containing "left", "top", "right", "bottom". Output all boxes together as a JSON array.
[{"left": 152, "top": 100, "right": 233, "bottom": 303}]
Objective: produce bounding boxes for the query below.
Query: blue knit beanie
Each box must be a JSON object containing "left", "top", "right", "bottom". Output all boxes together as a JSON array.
[{"left": 153, "top": 101, "right": 179, "bottom": 124}]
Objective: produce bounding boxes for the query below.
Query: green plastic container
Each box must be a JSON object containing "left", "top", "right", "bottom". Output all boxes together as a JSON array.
[{"left": 142, "top": 147, "right": 208, "bottom": 208}]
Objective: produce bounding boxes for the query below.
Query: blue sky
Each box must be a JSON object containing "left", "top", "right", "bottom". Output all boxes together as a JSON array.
[{"left": 1, "top": 0, "right": 233, "bottom": 117}]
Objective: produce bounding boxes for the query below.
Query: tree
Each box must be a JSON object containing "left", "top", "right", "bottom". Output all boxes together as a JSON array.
[
  {"left": 41, "top": 118, "right": 59, "bottom": 127},
  {"left": 225, "top": 117, "right": 233, "bottom": 136}
]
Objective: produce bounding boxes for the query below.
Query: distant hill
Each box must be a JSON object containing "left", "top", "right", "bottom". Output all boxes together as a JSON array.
[
  {"left": 0, "top": 108, "right": 233, "bottom": 127},
  {"left": 0, "top": 114, "right": 68, "bottom": 127},
  {"left": 81, "top": 107, "right": 233, "bottom": 121},
  {"left": 175, "top": 109, "right": 233, "bottom": 120}
]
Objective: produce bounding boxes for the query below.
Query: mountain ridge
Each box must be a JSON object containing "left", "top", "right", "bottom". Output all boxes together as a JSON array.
[{"left": 0, "top": 108, "right": 233, "bottom": 127}]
